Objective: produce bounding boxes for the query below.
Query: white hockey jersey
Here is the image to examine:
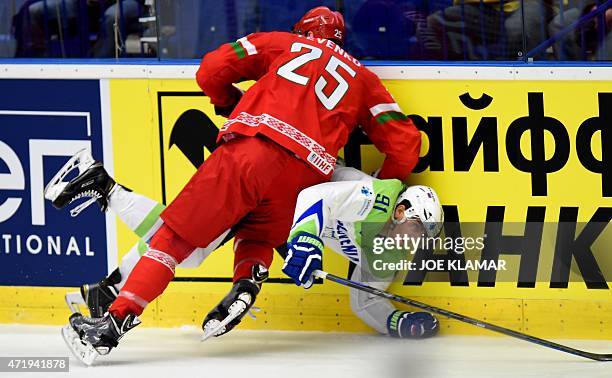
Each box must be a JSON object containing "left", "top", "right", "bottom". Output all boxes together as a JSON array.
[{"left": 288, "top": 167, "right": 406, "bottom": 274}]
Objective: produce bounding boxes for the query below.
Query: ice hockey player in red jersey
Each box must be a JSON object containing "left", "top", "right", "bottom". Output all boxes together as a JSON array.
[{"left": 60, "top": 6, "right": 421, "bottom": 364}]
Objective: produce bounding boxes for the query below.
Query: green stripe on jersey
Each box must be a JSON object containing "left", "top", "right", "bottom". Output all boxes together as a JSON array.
[
  {"left": 134, "top": 203, "right": 165, "bottom": 238},
  {"left": 375, "top": 112, "right": 407, "bottom": 124},
  {"left": 230, "top": 42, "right": 246, "bottom": 59},
  {"left": 289, "top": 219, "right": 319, "bottom": 242},
  {"left": 137, "top": 239, "right": 148, "bottom": 256}
]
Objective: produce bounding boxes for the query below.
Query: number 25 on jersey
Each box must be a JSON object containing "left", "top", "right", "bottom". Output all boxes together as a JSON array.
[{"left": 277, "top": 42, "right": 356, "bottom": 110}]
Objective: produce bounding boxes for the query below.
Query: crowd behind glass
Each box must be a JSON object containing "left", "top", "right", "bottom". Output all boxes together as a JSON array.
[{"left": 0, "top": 0, "right": 610, "bottom": 61}]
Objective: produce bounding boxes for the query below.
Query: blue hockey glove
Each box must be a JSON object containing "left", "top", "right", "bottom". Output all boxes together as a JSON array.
[
  {"left": 387, "top": 311, "right": 439, "bottom": 339},
  {"left": 282, "top": 233, "right": 324, "bottom": 289}
]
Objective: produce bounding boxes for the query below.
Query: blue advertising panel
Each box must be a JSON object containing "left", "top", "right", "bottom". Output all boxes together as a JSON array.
[{"left": 0, "top": 79, "right": 111, "bottom": 287}]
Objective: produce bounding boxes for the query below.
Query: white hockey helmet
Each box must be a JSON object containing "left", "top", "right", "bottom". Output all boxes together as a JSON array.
[{"left": 393, "top": 185, "right": 444, "bottom": 237}]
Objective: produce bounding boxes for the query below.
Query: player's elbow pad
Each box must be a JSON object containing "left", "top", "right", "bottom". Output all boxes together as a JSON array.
[{"left": 196, "top": 66, "right": 212, "bottom": 94}]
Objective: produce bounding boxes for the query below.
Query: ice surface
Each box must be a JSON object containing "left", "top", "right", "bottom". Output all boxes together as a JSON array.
[{"left": 0, "top": 324, "right": 610, "bottom": 378}]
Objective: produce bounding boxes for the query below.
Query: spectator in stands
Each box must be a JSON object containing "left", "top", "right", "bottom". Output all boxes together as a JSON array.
[
  {"left": 599, "top": 4, "right": 612, "bottom": 58},
  {"left": 14, "top": 0, "right": 79, "bottom": 57},
  {"left": 418, "top": 0, "right": 556, "bottom": 60},
  {"left": 549, "top": 0, "right": 612, "bottom": 60},
  {"left": 90, "top": 0, "right": 143, "bottom": 57},
  {"left": 13, "top": 0, "right": 143, "bottom": 58},
  {"left": 346, "top": 0, "right": 425, "bottom": 60},
  {"left": 505, "top": 0, "right": 557, "bottom": 59},
  {"left": 0, "top": 1, "right": 26, "bottom": 57}
]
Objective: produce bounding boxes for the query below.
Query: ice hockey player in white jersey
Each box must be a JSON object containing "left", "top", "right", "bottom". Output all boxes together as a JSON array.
[{"left": 282, "top": 167, "right": 443, "bottom": 338}]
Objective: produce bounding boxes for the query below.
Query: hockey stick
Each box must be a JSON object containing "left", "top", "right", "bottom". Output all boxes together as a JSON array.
[{"left": 313, "top": 270, "right": 612, "bottom": 361}]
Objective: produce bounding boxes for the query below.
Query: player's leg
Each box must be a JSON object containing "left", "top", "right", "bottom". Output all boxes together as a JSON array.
[
  {"left": 75, "top": 229, "right": 231, "bottom": 318},
  {"left": 44, "top": 148, "right": 165, "bottom": 234},
  {"left": 50, "top": 148, "right": 241, "bottom": 324},
  {"left": 46, "top": 149, "right": 235, "bottom": 317},
  {"left": 76, "top": 189, "right": 235, "bottom": 317},
  {"left": 64, "top": 137, "right": 280, "bottom": 356},
  {"left": 349, "top": 268, "right": 397, "bottom": 334},
  {"left": 82, "top": 186, "right": 167, "bottom": 301},
  {"left": 63, "top": 222, "right": 195, "bottom": 364},
  {"left": 105, "top": 163, "right": 234, "bottom": 273},
  {"left": 101, "top": 186, "right": 170, "bottom": 292},
  {"left": 199, "top": 152, "right": 325, "bottom": 338},
  {"left": 202, "top": 238, "right": 274, "bottom": 338},
  {"left": 111, "top": 138, "right": 281, "bottom": 314},
  {"left": 349, "top": 268, "right": 439, "bottom": 338},
  {"left": 67, "top": 222, "right": 230, "bottom": 357},
  {"left": 108, "top": 223, "right": 195, "bottom": 317},
  {"left": 74, "top": 240, "right": 153, "bottom": 318},
  {"left": 63, "top": 137, "right": 326, "bottom": 361},
  {"left": 46, "top": 149, "right": 172, "bottom": 315},
  {"left": 64, "top": 221, "right": 236, "bottom": 363},
  {"left": 108, "top": 185, "right": 165, "bottom": 240}
]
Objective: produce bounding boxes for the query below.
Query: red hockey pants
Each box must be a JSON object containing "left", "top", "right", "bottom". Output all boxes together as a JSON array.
[{"left": 110, "top": 135, "right": 324, "bottom": 317}]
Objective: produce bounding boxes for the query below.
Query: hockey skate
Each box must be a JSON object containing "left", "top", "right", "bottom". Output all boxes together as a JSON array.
[
  {"left": 44, "top": 148, "right": 117, "bottom": 217},
  {"left": 61, "top": 312, "right": 140, "bottom": 366},
  {"left": 202, "top": 264, "right": 268, "bottom": 340},
  {"left": 65, "top": 269, "right": 121, "bottom": 318}
]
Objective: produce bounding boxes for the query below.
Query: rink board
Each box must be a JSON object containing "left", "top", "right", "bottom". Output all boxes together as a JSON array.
[{"left": 0, "top": 64, "right": 610, "bottom": 339}]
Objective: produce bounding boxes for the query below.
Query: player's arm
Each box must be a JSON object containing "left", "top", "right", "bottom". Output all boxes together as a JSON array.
[
  {"left": 331, "top": 166, "right": 372, "bottom": 182},
  {"left": 288, "top": 180, "right": 373, "bottom": 240},
  {"left": 283, "top": 181, "right": 374, "bottom": 288},
  {"left": 195, "top": 32, "right": 274, "bottom": 114},
  {"left": 359, "top": 71, "right": 421, "bottom": 181}
]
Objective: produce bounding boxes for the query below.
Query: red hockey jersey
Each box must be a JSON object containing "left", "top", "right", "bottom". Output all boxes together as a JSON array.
[{"left": 196, "top": 31, "right": 421, "bottom": 180}]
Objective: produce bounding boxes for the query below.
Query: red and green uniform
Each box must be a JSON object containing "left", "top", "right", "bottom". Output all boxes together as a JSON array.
[{"left": 110, "top": 31, "right": 420, "bottom": 319}]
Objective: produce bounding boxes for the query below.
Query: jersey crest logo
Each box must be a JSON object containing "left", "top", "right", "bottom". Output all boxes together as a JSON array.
[{"left": 361, "top": 186, "right": 372, "bottom": 197}]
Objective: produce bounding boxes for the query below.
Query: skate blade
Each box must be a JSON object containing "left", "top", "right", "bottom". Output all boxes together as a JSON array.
[
  {"left": 69, "top": 197, "right": 98, "bottom": 218},
  {"left": 246, "top": 306, "right": 261, "bottom": 320},
  {"left": 202, "top": 319, "right": 226, "bottom": 341},
  {"left": 61, "top": 324, "right": 99, "bottom": 366},
  {"left": 201, "top": 301, "right": 247, "bottom": 341},
  {"left": 65, "top": 291, "right": 86, "bottom": 314},
  {"left": 44, "top": 148, "right": 95, "bottom": 202}
]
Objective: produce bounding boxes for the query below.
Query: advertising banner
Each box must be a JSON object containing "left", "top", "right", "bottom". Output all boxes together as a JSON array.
[
  {"left": 0, "top": 79, "right": 114, "bottom": 287},
  {"left": 0, "top": 69, "right": 609, "bottom": 337},
  {"left": 112, "top": 79, "right": 610, "bottom": 299}
]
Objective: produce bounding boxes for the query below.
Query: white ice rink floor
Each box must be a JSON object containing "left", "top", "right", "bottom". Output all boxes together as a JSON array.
[{"left": 0, "top": 325, "right": 610, "bottom": 378}]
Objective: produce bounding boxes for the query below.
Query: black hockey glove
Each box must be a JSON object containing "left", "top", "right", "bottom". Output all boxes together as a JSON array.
[{"left": 213, "top": 86, "right": 243, "bottom": 118}]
